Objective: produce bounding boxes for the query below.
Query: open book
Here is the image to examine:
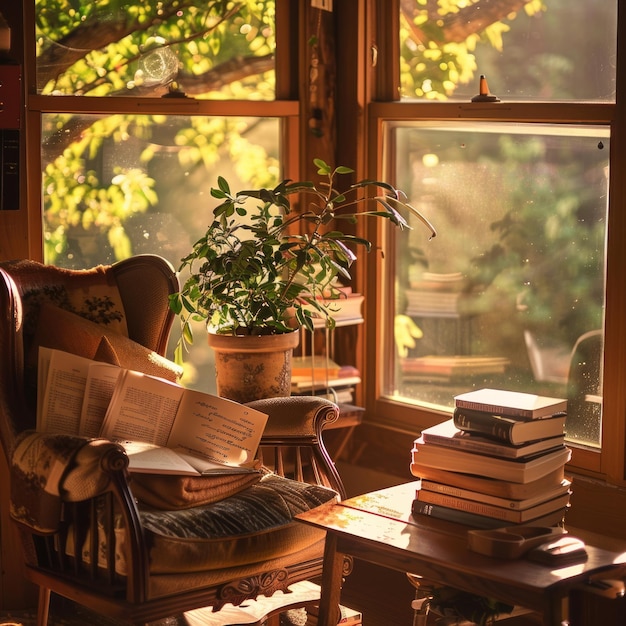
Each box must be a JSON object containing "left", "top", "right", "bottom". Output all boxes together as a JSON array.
[{"left": 37, "top": 347, "right": 268, "bottom": 476}]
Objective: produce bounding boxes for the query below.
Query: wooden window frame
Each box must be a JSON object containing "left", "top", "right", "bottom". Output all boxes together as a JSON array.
[{"left": 351, "top": 0, "right": 626, "bottom": 487}]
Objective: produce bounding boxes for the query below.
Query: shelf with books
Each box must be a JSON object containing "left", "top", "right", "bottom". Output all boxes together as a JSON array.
[
  {"left": 293, "top": 297, "right": 365, "bottom": 461},
  {"left": 400, "top": 355, "right": 510, "bottom": 382}
]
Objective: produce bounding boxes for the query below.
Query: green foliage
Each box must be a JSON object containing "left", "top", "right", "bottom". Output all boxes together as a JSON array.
[
  {"left": 36, "top": 0, "right": 275, "bottom": 99},
  {"left": 43, "top": 141, "right": 158, "bottom": 262},
  {"left": 38, "top": 0, "right": 278, "bottom": 263},
  {"left": 399, "top": 0, "right": 546, "bottom": 99},
  {"left": 467, "top": 136, "right": 605, "bottom": 346},
  {"left": 170, "top": 159, "right": 436, "bottom": 351}
]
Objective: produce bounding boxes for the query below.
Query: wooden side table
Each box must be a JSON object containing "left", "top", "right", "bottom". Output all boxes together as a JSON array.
[{"left": 296, "top": 482, "right": 626, "bottom": 626}]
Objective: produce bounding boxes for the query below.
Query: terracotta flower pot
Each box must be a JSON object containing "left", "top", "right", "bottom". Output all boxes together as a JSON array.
[{"left": 207, "top": 330, "right": 300, "bottom": 403}]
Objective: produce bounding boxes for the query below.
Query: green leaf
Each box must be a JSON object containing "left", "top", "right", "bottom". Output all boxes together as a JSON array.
[
  {"left": 168, "top": 293, "right": 182, "bottom": 315},
  {"left": 217, "top": 175, "right": 231, "bottom": 194},
  {"left": 314, "top": 158, "right": 331, "bottom": 175},
  {"left": 182, "top": 321, "right": 194, "bottom": 345}
]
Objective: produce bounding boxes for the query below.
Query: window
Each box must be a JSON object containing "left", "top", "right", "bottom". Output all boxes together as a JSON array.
[
  {"left": 367, "top": 0, "right": 619, "bottom": 474},
  {"left": 31, "top": 0, "right": 298, "bottom": 390},
  {"left": 35, "top": 0, "right": 277, "bottom": 99}
]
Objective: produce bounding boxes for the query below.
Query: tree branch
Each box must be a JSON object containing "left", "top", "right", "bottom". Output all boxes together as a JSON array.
[{"left": 401, "top": 0, "right": 534, "bottom": 45}]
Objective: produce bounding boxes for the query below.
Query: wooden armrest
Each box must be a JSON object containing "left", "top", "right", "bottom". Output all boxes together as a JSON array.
[{"left": 247, "top": 396, "right": 340, "bottom": 439}]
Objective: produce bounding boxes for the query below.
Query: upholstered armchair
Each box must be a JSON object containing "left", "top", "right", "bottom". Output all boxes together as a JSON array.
[{"left": 0, "top": 255, "right": 345, "bottom": 626}]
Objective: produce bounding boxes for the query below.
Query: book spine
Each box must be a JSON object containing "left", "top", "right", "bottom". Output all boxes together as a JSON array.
[
  {"left": 453, "top": 408, "right": 517, "bottom": 443},
  {"left": 420, "top": 481, "right": 525, "bottom": 510},
  {"left": 411, "top": 499, "right": 506, "bottom": 529},
  {"left": 416, "top": 490, "right": 524, "bottom": 522},
  {"left": 454, "top": 400, "right": 533, "bottom": 420},
  {"left": 423, "top": 432, "right": 522, "bottom": 458}
]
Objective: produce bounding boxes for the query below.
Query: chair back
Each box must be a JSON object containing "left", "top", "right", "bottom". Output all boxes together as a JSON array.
[{"left": 0, "top": 254, "right": 178, "bottom": 460}]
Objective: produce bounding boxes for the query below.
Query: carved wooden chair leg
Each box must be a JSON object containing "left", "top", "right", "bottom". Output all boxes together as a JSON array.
[{"left": 36, "top": 587, "right": 51, "bottom": 626}]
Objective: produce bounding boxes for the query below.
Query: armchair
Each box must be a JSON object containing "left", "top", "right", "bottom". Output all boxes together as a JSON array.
[{"left": 0, "top": 255, "right": 345, "bottom": 626}]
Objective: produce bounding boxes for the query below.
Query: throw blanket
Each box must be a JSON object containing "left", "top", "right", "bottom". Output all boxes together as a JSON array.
[
  {"left": 130, "top": 470, "right": 264, "bottom": 510},
  {"left": 10, "top": 431, "right": 120, "bottom": 533}
]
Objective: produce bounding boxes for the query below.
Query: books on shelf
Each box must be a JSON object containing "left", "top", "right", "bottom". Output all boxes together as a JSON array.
[
  {"left": 410, "top": 271, "right": 467, "bottom": 291},
  {"left": 401, "top": 355, "right": 509, "bottom": 380},
  {"left": 37, "top": 347, "right": 267, "bottom": 476},
  {"left": 453, "top": 407, "right": 567, "bottom": 445},
  {"left": 305, "top": 386, "right": 356, "bottom": 404},
  {"left": 414, "top": 486, "right": 571, "bottom": 524},
  {"left": 454, "top": 388, "right": 567, "bottom": 420},
  {"left": 310, "top": 293, "right": 365, "bottom": 328},
  {"left": 421, "top": 418, "right": 565, "bottom": 459},
  {"left": 291, "top": 355, "right": 342, "bottom": 378},
  {"left": 409, "top": 463, "right": 566, "bottom": 501},
  {"left": 418, "top": 477, "right": 572, "bottom": 512},
  {"left": 411, "top": 436, "right": 571, "bottom": 483},
  {"left": 290, "top": 363, "right": 361, "bottom": 395}
]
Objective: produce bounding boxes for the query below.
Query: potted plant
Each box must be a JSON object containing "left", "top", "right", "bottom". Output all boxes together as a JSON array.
[{"left": 169, "top": 158, "right": 436, "bottom": 402}]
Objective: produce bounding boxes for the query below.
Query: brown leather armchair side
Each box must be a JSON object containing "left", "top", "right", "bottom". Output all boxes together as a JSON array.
[{"left": 0, "top": 254, "right": 345, "bottom": 626}]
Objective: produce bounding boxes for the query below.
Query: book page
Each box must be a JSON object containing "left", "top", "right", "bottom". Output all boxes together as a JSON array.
[
  {"left": 100, "top": 369, "right": 184, "bottom": 446},
  {"left": 37, "top": 346, "right": 53, "bottom": 429},
  {"left": 167, "top": 389, "right": 268, "bottom": 468},
  {"left": 38, "top": 347, "right": 94, "bottom": 434},
  {"left": 80, "top": 362, "right": 122, "bottom": 437},
  {"left": 174, "top": 449, "right": 259, "bottom": 474},
  {"left": 118, "top": 440, "right": 200, "bottom": 475}
]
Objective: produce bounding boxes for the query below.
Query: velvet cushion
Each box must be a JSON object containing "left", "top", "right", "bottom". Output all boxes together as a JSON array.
[
  {"left": 130, "top": 474, "right": 337, "bottom": 574},
  {"left": 30, "top": 303, "right": 182, "bottom": 382}
]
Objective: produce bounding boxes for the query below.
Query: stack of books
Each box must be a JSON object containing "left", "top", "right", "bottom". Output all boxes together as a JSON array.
[
  {"left": 291, "top": 359, "right": 361, "bottom": 404},
  {"left": 411, "top": 388, "right": 571, "bottom": 529}
]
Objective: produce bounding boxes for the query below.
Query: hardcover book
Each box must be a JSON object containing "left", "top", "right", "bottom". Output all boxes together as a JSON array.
[
  {"left": 454, "top": 388, "right": 567, "bottom": 420},
  {"left": 414, "top": 487, "right": 571, "bottom": 524},
  {"left": 409, "top": 463, "right": 566, "bottom": 500},
  {"left": 291, "top": 355, "right": 341, "bottom": 378},
  {"left": 411, "top": 498, "right": 568, "bottom": 529},
  {"left": 453, "top": 408, "right": 567, "bottom": 445},
  {"left": 418, "top": 477, "right": 572, "bottom": 511},
  {"left": 422, "top": 418, "right": 565, "bottom": 458},
  {"left": 411, "top": 438, "right": 571, "bottom": 483}
]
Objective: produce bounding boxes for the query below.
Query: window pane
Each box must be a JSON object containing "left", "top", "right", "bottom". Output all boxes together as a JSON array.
[
  {"left": 36, "top": 0, "right": 276, "bottom": 99},
  {"left": 387, "top": 122, "right": 608, "bottom": 448},
  {"left": 400, "top": 0, "right": 616, "bottom": 102},
  {"left": 42, "top": 113, "right": 280, "bottom": 391}
]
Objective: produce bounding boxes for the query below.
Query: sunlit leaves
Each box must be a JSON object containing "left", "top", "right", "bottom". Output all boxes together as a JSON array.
[
  {"left": 400, "top": 0, "right": 546, "bottom": 100},
  {"left": 172, "top": 158, "right": 435, "bottom": 340},
  {"left": 36, "top": 0, "right": 276, "bottom": 99}
]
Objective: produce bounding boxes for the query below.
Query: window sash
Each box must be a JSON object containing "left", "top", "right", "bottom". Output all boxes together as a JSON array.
[{"left": 365, "top": 100, "right": 621, "bottom": 480}]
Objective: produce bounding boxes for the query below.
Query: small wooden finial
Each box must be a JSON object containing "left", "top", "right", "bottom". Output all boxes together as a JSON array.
[{"left": 471, "top": 74, "right": 500, "bottom": 103}]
